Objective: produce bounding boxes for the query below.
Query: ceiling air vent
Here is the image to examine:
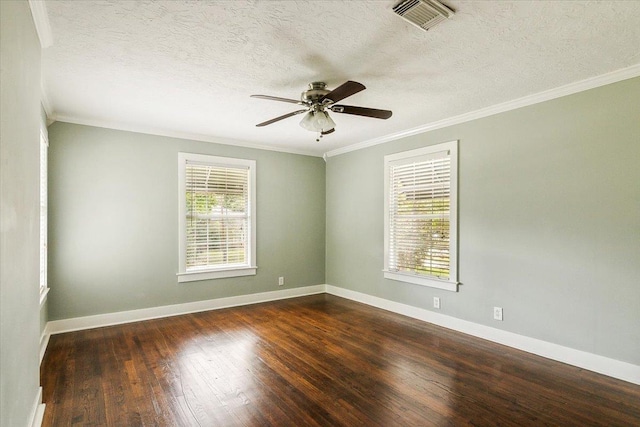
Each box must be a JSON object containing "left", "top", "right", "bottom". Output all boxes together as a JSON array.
[{"left": 392, "top": 0, "right": 454, "bottom": 32}]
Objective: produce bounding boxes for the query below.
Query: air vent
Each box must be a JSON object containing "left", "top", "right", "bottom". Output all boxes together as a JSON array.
[{"left": 392, "top": 0, "right": 454, "bottom": 32}]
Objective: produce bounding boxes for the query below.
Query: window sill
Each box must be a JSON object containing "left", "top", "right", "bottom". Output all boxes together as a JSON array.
[
  {"left": 177, "top": 266, "right": 257, "bottom": 283},
  {"left": 383, "top": 270, "right": 458, "bottom": 292},
  {"left": 39, "top": 287, "right": 50, "bottom": 307}
]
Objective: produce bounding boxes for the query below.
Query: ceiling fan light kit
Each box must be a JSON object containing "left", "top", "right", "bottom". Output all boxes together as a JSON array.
[
  {"left": 251, "top": 81, "right": 392, "bottom": 142},
  {"left": 299, "top": 110, "right": 336, "bottom": 133}
]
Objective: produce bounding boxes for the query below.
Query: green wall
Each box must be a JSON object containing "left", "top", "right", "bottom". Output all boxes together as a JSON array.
[
  {"left": 47, "top": 123, "right": 325, "bottom": 320},
  {"left": 326, "top": 77, "right": 640, "bottom": 365},
  {"left": 0, "top": 1, "right": 43, "bottom": 425},
  {"left": 47, "top": 78, "right": 639, "bottom": 367}
]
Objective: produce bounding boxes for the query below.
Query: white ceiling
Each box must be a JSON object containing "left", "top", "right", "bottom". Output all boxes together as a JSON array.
[{"left": 41, "top": 1, "right": 640, "bottom": 156}]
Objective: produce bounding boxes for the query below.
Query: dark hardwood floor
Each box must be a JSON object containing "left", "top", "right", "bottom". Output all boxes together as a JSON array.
[{"left": 41, "top": 294, "right": 640, "bottom": 426}]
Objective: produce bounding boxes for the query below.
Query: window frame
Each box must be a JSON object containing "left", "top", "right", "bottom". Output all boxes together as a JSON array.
[
  {"left": 39, "top": 129, "right": 49, "bottom": 305},
  {"left": 177, "top": 152, "right": 257, "bottom": 283},
  {"left": 383, "top": 140, "right": 458, "bottom": 292}
]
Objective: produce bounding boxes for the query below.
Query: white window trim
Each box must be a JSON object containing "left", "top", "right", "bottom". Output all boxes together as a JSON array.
[
  {"left": 40, "top": 286, "right": 50, "bottom": 308},
  {"left": 177, "top": 153, "right": 257, "bottom": 283},
  {"left": 383, "top": 140, "right": 459, "bottom": 292},
  {"left": 39, "top": 128, "right": 50, "bottom": 301}
]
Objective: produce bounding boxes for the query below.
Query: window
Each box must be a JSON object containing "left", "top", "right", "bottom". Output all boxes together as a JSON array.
[
  {"left": 384, "top": 141, "right": 458, "bottom": 291},
  {"left": 177, "top": 153, "right": 256, "bottom": 282},
  {"left": 39, "top": 129, "right": 49, "bottom": 302}
]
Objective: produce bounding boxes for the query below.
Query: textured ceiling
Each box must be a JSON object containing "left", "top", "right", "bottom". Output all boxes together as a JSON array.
[{"left": 42, "top": 1, "right": 640, "bottom": 156}]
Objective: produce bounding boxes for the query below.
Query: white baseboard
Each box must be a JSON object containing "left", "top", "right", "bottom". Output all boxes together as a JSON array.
[
  {"left": 39, "top": 330, "right": 50, "bottom": 366},
  {"left": 325, "top": 285, "right": 640, "bottom": 386},
  {"left": 42, "top": 284, "right": 639, "bottom": 386},
  {"left": 28, "top": 387, "right": 45, "bottom": 427},
  {"left": 46, "top": 285, "right": 325, "bottom": 335}
]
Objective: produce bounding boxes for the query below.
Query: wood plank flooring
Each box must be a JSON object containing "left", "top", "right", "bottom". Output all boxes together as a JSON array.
[{"left": 41, "top": 294, "right": 640, "bottom": 426}]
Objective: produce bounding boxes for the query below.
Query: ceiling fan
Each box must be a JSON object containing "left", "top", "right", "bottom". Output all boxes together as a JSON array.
[{"left": 251, "top": 81, "right": 392, "bottom": 141}]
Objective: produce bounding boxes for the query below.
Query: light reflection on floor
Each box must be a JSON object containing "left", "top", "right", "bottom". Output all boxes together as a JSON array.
[{"left": 175, "top": 328, "right": 259, "bottom": 418}]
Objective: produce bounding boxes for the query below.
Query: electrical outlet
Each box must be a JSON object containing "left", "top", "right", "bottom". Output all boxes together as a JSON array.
[
  {"left": 493, "top": 307, "right": 503, "bottom": 321},
  {"left": 433, "top": 297, "right": 441, "bottom": 309},
  {"left": 278, "top": 277, "right": 284, "bottom": 286}
]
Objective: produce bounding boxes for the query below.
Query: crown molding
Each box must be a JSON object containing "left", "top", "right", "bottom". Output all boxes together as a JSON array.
[
  {"left": 324, "top": 63, "right": 640, "bottom": 158},
  {"left": 43, "top": 60, "right": 639, "bottom": 160},
  {"left": 53, "top": 114, "right": 323, "bottom": 157},
  {"left": 28, "top": 0, "right": 53, "bottom": 48}
]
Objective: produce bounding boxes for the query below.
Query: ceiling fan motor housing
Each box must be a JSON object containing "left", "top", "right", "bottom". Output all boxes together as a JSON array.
[{"left": 301, "top": 82, "right": 330, "bottom": 104}]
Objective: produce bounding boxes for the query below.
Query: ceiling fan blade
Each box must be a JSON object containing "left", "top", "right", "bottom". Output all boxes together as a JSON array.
[
  {"left": 330, "top": 105, "right": 392, "bottom": 119},
  {"left": 320, "top": 81, "right": 366, "bottom": 104},
  {"left": 255, "top": 109, "right": 308, "bottom": 127},
  {"left": 250, "top": 94, "right": 306, "bottom": 105}
]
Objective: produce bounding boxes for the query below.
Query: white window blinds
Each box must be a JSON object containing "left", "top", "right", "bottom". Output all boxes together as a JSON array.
[
  {"left": 185, "top": 162, "right": 249, "bottom": 271},
  {"left": 388, "top": 153, "right": 451, "bottom": 278},
  {"left": 384, "top": 141, "right": 458, "bottom": 291},
  {"left": 178, "top": 153, "right": 256, "bottom": 282}
]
